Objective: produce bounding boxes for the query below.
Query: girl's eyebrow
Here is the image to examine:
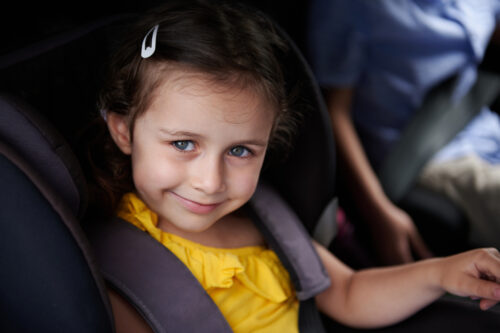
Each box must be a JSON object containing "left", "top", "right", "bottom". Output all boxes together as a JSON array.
[
  {"left": 158, "top": 128, "right": 201, "bottom": 138},
  {"left": 234, "top": 139, "right": 268, "bottom": 147}
]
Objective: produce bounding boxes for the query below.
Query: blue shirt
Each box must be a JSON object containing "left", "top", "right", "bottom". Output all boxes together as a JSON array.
[{"left": 308, "top": 0, "right": 500, "bottom": 169}]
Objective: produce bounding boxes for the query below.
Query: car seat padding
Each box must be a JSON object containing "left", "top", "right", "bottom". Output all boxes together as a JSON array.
[
  {"left": 0, "top": 142, "right": 112, "bottom": 332},
  {"left": 0, "top": 94, "right": 87, "bottom": 218}
]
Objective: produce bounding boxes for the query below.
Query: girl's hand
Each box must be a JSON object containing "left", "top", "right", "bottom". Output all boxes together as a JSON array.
[{"left": 438, "top": 248, "right": 500, "bottom": 310}]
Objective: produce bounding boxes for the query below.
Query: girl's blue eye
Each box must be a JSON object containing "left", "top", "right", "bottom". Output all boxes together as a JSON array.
[
  {"left": 173, "top": 140, "right": 195, "bottom": 151},
  {"left": 229, "top": 146, "right": 251, "bottom": 157}
]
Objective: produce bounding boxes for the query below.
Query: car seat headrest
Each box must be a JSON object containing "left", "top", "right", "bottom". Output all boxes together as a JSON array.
[
  {"left": 261, "top": 25, "right": 336, "bottom": 233},
  {"left": 0, "top": 93, "right": 87, "bottom": 218}
]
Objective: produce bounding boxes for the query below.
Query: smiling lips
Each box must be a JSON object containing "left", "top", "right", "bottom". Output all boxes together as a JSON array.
[{"left": 170, "top": 192, "right": 222, "bottom": 214}]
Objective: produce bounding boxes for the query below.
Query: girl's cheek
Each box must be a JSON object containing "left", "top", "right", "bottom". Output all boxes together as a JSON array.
[
  {"left": 132, "top": 155, "right": 183, "bottom": 191},
  {"left": 230, "top": 165, "right": 262, "bottom": 197}
]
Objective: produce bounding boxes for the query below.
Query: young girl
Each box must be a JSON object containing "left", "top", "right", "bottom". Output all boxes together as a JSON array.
[{"left": 87, "top": 1, "right": 500, "bottom": 332}]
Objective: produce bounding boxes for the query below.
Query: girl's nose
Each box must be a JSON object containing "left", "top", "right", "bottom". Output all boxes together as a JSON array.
[{"left": 190, "top": 155, "right": 226, "bottom": 194}]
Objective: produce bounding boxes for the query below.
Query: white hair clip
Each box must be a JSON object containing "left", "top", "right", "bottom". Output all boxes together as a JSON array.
[
  {"left": 100, "top": 108, "right": 108, "bottom": 121},
  {"left": 141, "top": 24, "right": 159, "bottom": 59}
]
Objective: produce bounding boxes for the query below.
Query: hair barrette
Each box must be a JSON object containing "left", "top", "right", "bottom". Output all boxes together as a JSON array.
[
  {"left": 100, "top": 108, "right": 108, "bottom": 121},
  {"left": 141, "top": 24, "right": 159, "bottom": 59}
]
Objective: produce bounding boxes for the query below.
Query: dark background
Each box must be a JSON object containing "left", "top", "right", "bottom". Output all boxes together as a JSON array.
[
  {"left": 0, "top": 1, "right": 310, "bottom": 56},
  {"left": 0, "top": 0, "right": 313, "bottom": 180}
]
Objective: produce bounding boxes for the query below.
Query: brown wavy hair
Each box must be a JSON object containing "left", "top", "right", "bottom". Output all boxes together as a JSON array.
[{"left": 84, "top": 0, "right": 299, "bottom": 218}]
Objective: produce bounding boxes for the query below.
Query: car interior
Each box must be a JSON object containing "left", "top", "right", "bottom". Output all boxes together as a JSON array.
[{"left": 2, "top": 1, "right": 500, "bottom": 331}]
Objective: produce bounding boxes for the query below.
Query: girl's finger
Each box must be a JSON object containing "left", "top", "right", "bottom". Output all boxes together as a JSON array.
[
  {"left": 464, "top": 276, "right": 500, "bottom": 302},
  {"left": 479, "top": 298, "right": 499, "bottom": 311},
  {"left": 475, "top": 248, "right": 500, "bottom": 281}
]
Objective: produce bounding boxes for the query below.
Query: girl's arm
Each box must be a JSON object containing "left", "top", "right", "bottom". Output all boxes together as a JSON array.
[
  {"left": 314, "top": 241, "right": 500, "bottom": 329},
  {"left": 327, "top": 87, "right": 431, "bottom": 264}
]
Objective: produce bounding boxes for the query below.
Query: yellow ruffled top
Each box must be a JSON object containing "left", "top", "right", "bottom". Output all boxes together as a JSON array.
[{"left": 117, "top": 193, "right": 299, "bottom": 333}]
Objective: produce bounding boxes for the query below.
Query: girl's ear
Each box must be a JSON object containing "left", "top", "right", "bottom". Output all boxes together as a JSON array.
[{"left": 107, "top": 113, "right": 132, "bottom": 155}]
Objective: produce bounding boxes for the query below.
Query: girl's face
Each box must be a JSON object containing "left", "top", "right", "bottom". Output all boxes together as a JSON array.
[{"left": 110, "top": 71, "right": 275, "bottom": 234}]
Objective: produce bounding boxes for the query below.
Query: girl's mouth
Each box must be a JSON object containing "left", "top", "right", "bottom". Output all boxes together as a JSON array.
[{"left": 170, "top": 192, "right": 223, "bottom": 214}]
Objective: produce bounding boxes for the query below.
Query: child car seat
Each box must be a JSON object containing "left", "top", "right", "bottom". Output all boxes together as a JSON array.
[
  {"left": 0, "top": 7, "right": 338, "bottom": 333},
  {"left": 84, "top": 14, "right": 339, "bottom": 333}
]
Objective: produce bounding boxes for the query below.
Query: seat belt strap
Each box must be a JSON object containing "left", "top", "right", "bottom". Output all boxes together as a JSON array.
[
  {"left": 87, "top": 218, "right": 233, "bottom": 333},
  {"left": 249, "top": 183, "right": 331, "bottom": 300},
  {"left": 379, "top": 70, "right": 500, "bottom": 202}
]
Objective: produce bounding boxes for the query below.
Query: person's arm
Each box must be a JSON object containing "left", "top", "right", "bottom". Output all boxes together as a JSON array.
[
  {"left": 314, "top": 241, "right": 500, "bottom": 329},
  {"left": 327, "top": 87, "right": 432, "bottom": 264}
]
